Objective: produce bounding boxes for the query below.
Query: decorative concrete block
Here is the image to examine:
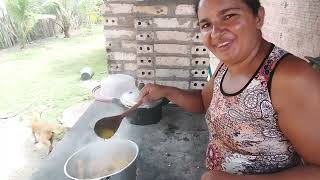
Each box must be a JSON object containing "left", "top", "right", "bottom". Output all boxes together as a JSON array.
[
  {"left": 156, "top": 69, "right": 190, "bottom": 78},
  {"left": 135, "top": 18, "right": 153, "bottom": 29},
  {"left": 134, "top": 5, "right": 168, "bottom": 16},
  {"left": 154, "top": 44, "right": 190, "bottom": 54},
  {"left": 156, "top": 80, "right": 189, "bottom": 89},
  {"left": 105, "top": 29, "right": 135, "bottom": 40},
  {"left": 136, "top": 31, "right": 154, "bottom": 41},
  {"left": 137, "top": 44, "right": 154, "bottom": 54},
  {"left": 153, "top": 18, "right": 192, "bottom": 29},
  {"left": 108, "top": 52, "right": 136, "bottom": 61},
  {"left": 109, "top": 63, "right": 123, "bottom": 71},
  {"left": 155, "top": 31, "right": 192, "bottom": 42},
  {"left": 137, "top": 56, "right": 153, "bottom": 66},
  {"left": 192, "top": 45, "right": 209, "bottom": 55},
  {"left": 155, "top": 56, "right": 190, "bottom": 66},
  {"left": 103, "top": 3, "right": 134, "bottom": 14},
  {"left": 191, "top": 69, "right": 208, "bottom": 78},
  {"left": 192, "top": 57, "right": 210, "bottom": 66},
  {"left": 175, "top": 4, "right": 196, "bottom": 16},
  {"left": 124, "top": 63, "right": 138, "bottom": 71},
  {"left": 138, "top": 69, "right": 155, "bottom": 78},
  {"left": 190, "top": 81, "right": 207, "bottom": 89}
]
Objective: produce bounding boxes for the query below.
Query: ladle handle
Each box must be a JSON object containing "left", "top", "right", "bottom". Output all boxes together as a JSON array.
[{"left": 121, "top": 100, "right": 143, "bottom": 117}]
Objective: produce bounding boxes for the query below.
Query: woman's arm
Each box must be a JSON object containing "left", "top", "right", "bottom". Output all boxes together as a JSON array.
[
  {"left": 202, "top": 56, "right": 320, "bottom": 180},
  {"left": 139, "top": 78, "right": 214, "bottom": 113},
  {"left": 139, "top": 63, "right": 221, "bottom": 113},
  {"left": 139, "top": 83, "right": 204, "bottom": 113},
  {"left": 161, "top": 85, "right": 205, "bottom": 113}
]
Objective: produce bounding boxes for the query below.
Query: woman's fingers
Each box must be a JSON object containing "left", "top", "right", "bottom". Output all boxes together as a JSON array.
[
  {"left": 138, "top": 84, "right": 151, "bottom": 102},
  {"left": 138, "top": 83, "right": 166, "bottom": 103}
]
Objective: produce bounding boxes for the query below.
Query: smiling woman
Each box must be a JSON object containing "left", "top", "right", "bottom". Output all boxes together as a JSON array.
[
  {"left": 195, "top": 0, "right": 320, "bottom": 179},
  {"left": 197, "top": 0, "right": 266, "bottom": 66},
  {"left": 138, "top": 0, "right": 320, "bottom": 179}
]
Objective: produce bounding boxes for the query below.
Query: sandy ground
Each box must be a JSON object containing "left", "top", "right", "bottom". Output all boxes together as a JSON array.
[
  {"left": 0, "top": 80, "right": 97, "bottom": 180},
  {"left": 0, "top": 117, "right": 50, "bottom": 180},
  {"left": 0, "top": 102, "right": 94, "bottom": 180}
]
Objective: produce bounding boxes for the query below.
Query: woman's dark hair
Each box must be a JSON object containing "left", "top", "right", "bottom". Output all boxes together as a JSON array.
[{"left": 195, "top": 0, "right": 261, "bottom": 16}]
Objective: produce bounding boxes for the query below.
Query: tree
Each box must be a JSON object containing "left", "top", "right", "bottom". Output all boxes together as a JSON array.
[
  {"left": 5, "top": 0, "right": 40, "bottom": 47},
  {"left": 78, "top": 0, "right": 104, "bottom": 27},
  {"left": 41, "top": 0, "right": 103, "bottom": 37},
  {"left": 41, "top": 0, "right": 72, "bottom": 38}
]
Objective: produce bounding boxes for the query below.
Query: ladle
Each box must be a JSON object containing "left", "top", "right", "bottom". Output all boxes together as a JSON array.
[{"left": 94, "top": 100, "right": 143, "bottom": 139}]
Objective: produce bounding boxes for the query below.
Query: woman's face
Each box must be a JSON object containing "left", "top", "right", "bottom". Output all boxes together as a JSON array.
[{"left": 198, "top": 0, "right": 264, "bottom": 64}]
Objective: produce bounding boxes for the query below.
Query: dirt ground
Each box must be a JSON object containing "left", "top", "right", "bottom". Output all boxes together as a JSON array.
[
  {"left": 0, "top": 116, "right": 52, "bottom": 180},
  {"left": 0, "top": 99, "right": 95, "bottom": 180}
]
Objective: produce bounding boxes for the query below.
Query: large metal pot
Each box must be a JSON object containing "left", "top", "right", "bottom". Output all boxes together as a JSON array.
[{"left": 64, "top": 139, "right": 139, "bottom": 180}]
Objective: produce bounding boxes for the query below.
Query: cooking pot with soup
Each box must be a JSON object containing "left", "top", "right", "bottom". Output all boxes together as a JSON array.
[{"left": 64, "top": 139, "right": 139, "bottom": 180}]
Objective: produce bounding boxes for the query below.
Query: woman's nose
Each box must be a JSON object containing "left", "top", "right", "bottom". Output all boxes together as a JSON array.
[{"left": 210, "top": 24, "right": 224, "bottom": 39}]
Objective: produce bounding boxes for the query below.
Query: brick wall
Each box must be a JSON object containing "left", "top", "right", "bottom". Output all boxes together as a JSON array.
[
  {"left": 261, "top": 0, "right": 320, "bottom": 58},
  {"left": 102, "top": 0, "right": 211, "bottom": 90},
  {"left": 103, "top": 0, "right": 319, "bottom": 90}
]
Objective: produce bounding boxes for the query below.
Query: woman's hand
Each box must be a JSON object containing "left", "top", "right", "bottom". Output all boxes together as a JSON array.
[
  {"left": 139, "top": 84, "right": 167, "bottom": 103},
  {"left": 139, "top": 83, "right": 206, "bottom": 113}
]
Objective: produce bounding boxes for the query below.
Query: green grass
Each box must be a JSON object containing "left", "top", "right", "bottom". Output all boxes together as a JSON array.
[{"left": 0, "top": 26, "right": 107, "bottom": 123}]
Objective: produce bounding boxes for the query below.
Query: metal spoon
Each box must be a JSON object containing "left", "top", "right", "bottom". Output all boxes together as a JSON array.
[{"left": 94, "top": 100, "right": 143, "bottom": 139}]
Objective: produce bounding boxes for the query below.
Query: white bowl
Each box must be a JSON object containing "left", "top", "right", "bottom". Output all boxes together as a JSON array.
[{"left": 92, "top": 74, "right": 136, "bottom": 101}]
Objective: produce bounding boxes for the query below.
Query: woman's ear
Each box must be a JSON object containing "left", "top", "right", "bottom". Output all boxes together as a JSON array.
[{"left": 256, "top": 6, "right": 265, "bottom": 29}]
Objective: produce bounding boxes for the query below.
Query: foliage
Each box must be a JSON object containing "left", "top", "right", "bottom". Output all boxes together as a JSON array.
[
  {"left": 5, "top": 0, "right": 41, "bottom": 47},
  {"left": 41, "top": 0, "right": 103, "bottom": 38},
  {"left": 78, "top": 0, "right": 104, "bottom": 25},
  {"left": 41, "top": 0, "right": 73, "bottom": 38},
  {"left": 0, "top": 12, "right": 17, "bottom": 48},
  {"left": 3, "top": 0, "right": 103, "bottom": 47}
]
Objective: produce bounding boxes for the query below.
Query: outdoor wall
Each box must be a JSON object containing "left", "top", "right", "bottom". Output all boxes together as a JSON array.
[
  {"left": 102, "top": 0, "right": 216, "bottom": 90},
  {"left": 261, "top": 0, "right": 320, "bottom": 58},
  {"left": 103, "top": 0, "right": 319, "bottom": 89}
]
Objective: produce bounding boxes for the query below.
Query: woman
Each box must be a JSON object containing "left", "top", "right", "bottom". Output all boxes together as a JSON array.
[{"left": 139, "top": 0, "right": 320, "bottom": 179}]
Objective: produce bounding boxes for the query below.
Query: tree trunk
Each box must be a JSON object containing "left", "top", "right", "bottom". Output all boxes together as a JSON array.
[{"left": 63, "top": 26, "right": 70, "bottom": 38}]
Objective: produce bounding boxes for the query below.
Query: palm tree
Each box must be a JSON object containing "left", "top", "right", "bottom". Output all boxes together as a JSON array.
[
  {"left": 42, "top": 0, "right": 103, "bottom": 38},
  {"left": 77, "top": 0, "right": 103, "bottom": 27},
  {"left": 41, "top": 0, "right": 73, "bottom": 38},
  {"left": 5, "top": 0, "right": 40, "bottom": 47}
]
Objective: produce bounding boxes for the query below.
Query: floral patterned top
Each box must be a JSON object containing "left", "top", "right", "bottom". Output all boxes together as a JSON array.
[{"left": 205, "top": 44, "right": 301, "bottom": 174}]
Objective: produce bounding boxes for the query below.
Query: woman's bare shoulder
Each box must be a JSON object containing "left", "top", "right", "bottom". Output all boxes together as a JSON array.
[
  {"left": 270, "top": 53, "right": 320, "bottom": 118},
  {"left": 271, "top": 54, "right": 320, "bottom": 164},
  {"left": 273, "top": 54, "right": 319, "bottom": 85}
]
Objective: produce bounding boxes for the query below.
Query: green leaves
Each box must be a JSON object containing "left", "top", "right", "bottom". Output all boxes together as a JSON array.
[
  {"left": 5, "top": 0, "right": 44, "bottom": 47},
  {"left": 4, "top": 0, "right": 103, "bottom": 43}
]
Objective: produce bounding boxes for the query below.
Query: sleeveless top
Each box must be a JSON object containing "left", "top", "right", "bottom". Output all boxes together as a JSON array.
[{"left": 205, "top": 44, "right": 301, "bottom": 174}]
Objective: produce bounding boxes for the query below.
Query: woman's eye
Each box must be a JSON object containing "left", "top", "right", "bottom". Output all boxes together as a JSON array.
[
  {"left": 201, "top": 23, "right": 209, "bottom": 29},
  {"left": 224, "top": 14, "right": 236, "bottom": 20}
]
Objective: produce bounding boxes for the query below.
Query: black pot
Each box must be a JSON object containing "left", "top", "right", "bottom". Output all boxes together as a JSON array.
[{"left": 125, "top": 98, "right": 170, "bottom": 125}]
